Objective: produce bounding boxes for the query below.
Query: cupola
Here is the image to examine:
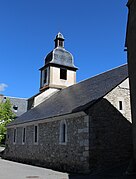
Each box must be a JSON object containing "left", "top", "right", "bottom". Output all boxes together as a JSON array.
[
  {"left": 54, "top": 32, "right": 64, "bottom": 48},
  {"left": 39, "top": 33, "right": 78, "bottom": 92}
]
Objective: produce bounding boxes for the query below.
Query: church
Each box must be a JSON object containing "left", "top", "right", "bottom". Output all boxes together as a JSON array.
[{"left": 3, "top": 33, "right": 132, "bottom": 174}]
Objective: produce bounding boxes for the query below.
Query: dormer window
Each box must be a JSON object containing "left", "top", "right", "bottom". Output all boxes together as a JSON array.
[
  {"left": 13, "top": 105, "right": 18, "bottom": 112},
  {"left": 60, "top": 68, "right": 67, "bottom": 80}
]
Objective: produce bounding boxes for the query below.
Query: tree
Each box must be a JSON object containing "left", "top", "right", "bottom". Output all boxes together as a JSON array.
[{"left": 0, "top": 98, "right": 16, "bottom": 144}]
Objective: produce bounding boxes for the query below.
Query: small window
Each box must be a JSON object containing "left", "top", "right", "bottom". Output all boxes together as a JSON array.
[
  {"left": 59, "top": 41, "right": 63, "bottom": 47},
  {"left": 59, "top": 120, "right": 67, "bottom": 144},
  {"left": 62, "top": 123, "right": 66, "bottom": 143},
  {"left": 13, "top": 105, "right": 18, "bottom": 112},
  {"left": 41, "top": 68, "right": 48, "bottom": 87},
  {"left": 13, "top": 128, "right": 16, "bottom": 144},
  {"left": 44, "top": 69, "right": 47, "bottom": 84},
  {"left": 34, "top": 125, "right": 38, "bottom": 144},
  {"left": 119, "top": 101, "right": 123, "bottom": 110},
  {"left": 60, "top": 69, "right": 67, "bottom": 80},
  {"left": 22, "top": 127, "right": 26, "bottom": 144}
]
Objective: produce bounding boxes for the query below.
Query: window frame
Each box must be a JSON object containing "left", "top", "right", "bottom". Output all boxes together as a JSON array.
[
  {"left": 13, "top": 128, "right": 17, "bottom": 144},
  {"left": 41, "top": 67, "right": 49, "bottom": 87},
  {"left": 60, "top": 68, "right": 67, "bottom": 80},
  {"left": 119, "top": 101, "right": 123, "bottom": 111},
  {"left": 117, "top": 97, "right": 125, "bottom": 113},
  {"left": 22, "top": 127, "right": 26, "bottom": 145},
  {"left": 59, "top": 120, "right": 67, "bottom": 145},
  {"left": 13, "top": 105, "right": 18, "bottom": 113},
  {"left": 34, "top": 124, "right": 39, "bottom": 145}
]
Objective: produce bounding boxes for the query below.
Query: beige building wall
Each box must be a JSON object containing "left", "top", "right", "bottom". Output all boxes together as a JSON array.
[
  {"left": 49, "top": 66, "right": 76, "bottom": 88},
  {"left": 34, "top": 88, "right": 59, "bottom": 107}
]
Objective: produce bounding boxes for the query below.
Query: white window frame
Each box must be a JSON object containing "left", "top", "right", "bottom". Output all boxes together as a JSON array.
[
  {"left": 13, "top": 128, "right": 17, "bottom": 144},
  {"left": 22, "top": 127, "right": 26, "bottom": 145},
  {"left": 59, "top": 120, "right": 67, "bottom": 145},
  {"left": 34, "top": 124, "right": 39, "bottom": 145}
]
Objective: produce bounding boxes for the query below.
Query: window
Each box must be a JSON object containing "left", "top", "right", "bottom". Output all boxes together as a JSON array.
[
  {"left": 13, "top": 105, "right": 18, "bottom": 112},
  {"left": 59, "top": 41, "right": 63, "bottom": 47},
  {"left": 41, "top": 68, "right": 49, "bottom": 87},
  {"left": 13, "top": 128, "right": 16, "bottom": 144},
  {"left": 44, "top": 69, "right": 47, "bottom": 84},
  {"left": 59, "top": 120, "right": 67, "bottom": 144},
  {"left": 117, "top": 97, "right": 125, "bottom": 113},
  {"left": 22, "top": 127, "right": 26, "bottom": 144},
  {"left": 60, "top": 68, "right": 67, "bottom": 80},
  {"left": 34, "top": 125, "right": 38, "bottom": 144},
  {"left": 119, "top": 101, "right": 123, "bottom": 110},
  {"left": 62, "top": 123, "right": 66, "bottom": 143}
]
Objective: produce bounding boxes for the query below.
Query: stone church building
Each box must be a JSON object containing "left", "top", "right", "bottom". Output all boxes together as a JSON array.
[{"left": 4, "top": 33, "right": 132, "bottom": 174}]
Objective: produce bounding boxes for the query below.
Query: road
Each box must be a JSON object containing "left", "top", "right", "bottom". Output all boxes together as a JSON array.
[
  {"left": 0, "top": 158, "right": 68, "bottom": 179},
  {"left": 0, "top": 148, "right": 136, "bottom": 179}
]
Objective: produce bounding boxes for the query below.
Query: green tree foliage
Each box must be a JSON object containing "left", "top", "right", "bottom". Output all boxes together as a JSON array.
[{"left": 0, "top": 98, "right": 16, "bottom": 143}]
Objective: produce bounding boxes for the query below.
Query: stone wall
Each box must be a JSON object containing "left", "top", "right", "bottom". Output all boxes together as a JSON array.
[
  {"left": 104, "top": 78, "right": 131, "bottom": 122},
  {"left": 4, "top": 114, "right": 90, "bottom": 173},
  {"left": 88, "top": 98, "right": 132, "bottom": 173}
]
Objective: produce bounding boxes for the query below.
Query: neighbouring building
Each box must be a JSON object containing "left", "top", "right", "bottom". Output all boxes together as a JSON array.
[
  {"left": 0, "top": 95, "right": 27, "bottom": 117},
  {"left": 3, "top": 33, "right": 133, "bottom": 174},
  {"left": 126, "top": 0, "right": 136, "bottom": 172}
]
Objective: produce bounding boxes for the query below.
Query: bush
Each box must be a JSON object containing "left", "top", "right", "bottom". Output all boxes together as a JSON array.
[{"left": 0, "top": 98, "right": 16, "bottom": 144}]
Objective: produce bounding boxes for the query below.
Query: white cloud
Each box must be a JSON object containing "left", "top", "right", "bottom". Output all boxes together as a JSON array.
[{"left": 0, "top": 83, "right": 8, "bottom": 92}]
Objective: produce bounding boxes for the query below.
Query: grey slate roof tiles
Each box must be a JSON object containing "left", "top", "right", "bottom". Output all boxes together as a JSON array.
[{"left": 8, "top": 64, "right": 128, "bottom": 126}]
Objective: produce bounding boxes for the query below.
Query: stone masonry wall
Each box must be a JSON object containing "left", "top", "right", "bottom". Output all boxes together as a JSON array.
[
  {"left": 104, "top": 79, "right": 131, "bottom": 122},
  {"left": 88, "top": 98, "right": 132, "bottom": 173},
  {"left": 4, "top": 114, "right": 90, "bottom": 173}
]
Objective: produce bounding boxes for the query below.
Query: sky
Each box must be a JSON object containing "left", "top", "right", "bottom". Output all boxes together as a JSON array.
[{"left": 0, "top": 0, "right": 128, "bottom": 98}]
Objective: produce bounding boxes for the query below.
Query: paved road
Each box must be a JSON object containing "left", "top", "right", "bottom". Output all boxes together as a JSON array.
[
  {"left": 0, "top": 158, "right": 68, "bottom": 179},
  {"left": 0, "top": 156, "right": 136, "bottom": 179}
]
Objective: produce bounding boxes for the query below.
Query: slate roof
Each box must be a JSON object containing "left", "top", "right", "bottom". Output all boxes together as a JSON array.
[
  {"left": 40, "top": 32, "right": 78, "bottom": 70},
  {"left": 6, "top": 97, "right": 28, "bottom": 117},
  {"left": 42, "top": 47, "right": 78, "bottom": 70},
  {"left": 8, "top": 64, "right": 128, "bottom": 126}
]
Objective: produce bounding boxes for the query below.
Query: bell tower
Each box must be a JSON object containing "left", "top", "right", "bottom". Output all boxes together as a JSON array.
[
  {"left": 39, "top": 32, "right": 78, "bottom": 92},
  {"left": 29, "top": 33, "right": 78, "bottom": 108}
]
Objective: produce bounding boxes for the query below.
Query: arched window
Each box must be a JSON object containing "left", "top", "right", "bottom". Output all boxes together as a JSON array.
[
  {"left": 22, "top": 127, "right": 26, "bottom": 144},
  {"left": 59, "top": 120, "right": 67, "bottom": 144}
]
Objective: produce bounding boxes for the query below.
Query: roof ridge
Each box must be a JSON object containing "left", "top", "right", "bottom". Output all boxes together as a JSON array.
[{"left": 67, "top": 64, "right": 128, "bottom": 89}]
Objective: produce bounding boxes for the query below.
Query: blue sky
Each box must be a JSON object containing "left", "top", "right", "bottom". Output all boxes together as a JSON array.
[{"left": 0, "top": 0, "right": 128, "bottom": 98}]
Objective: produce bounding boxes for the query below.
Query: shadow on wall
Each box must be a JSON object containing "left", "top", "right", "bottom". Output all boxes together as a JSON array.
[
  {"left": 68, "top": 98, "right": 133, "bottom": 178},
  {"left": 87, "top": 98, "right": 133, "bottom": 174}
]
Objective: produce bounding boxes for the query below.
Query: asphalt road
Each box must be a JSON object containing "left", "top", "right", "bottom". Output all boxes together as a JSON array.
[
  {"left": 0, "top": 158, "right": 69, "bottom": 179},
  {"left": 1, "top": 158, "right": 136, "bottom": 179},
  {"left": 0, "top": 148, "right": 136, "bottom": 179}
]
